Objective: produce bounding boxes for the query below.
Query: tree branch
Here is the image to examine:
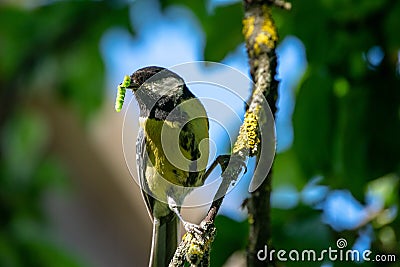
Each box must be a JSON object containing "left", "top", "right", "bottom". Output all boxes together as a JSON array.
[
  {"left": 169, "top": 1, "right": 290, "bottom": 266},
  {"left": 243, "top": 1, "right": 290, "bottom": 266}
]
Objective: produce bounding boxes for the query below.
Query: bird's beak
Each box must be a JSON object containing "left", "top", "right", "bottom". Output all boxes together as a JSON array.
[
  {"left": 118, "top": 75, "right": 140, "bottom": 93},
  {"left": 118, "top": 75, "right": 132, "bottom": 90},
  {"left": 127, "top": 83, "right": 139, "bottom": 92}
]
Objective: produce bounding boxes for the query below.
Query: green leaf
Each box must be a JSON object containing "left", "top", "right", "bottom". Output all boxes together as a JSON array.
[
  {"left": 57, "top": 39, "right": 105, "bottom": 119},
  {"left": 330, "top": 85, "right": 369, "bottom": 199},
  {"left": 1, "top": 112, "right": 49, "bottom": 181},
  {"left": 273, "top": 149, "right": 307, "bottom": 189},
  {"left": 33, "top": 156, "right": 70, "bottom": 192},
  {"left": 384, "top": 1, "right": 400, "bottom": 52},
  {"left": 271, "top": 206, "right": 332, "bottom": 267},
  {"left": 320, "top": 0, "right": 388, "bottom": 21},
  {"left": 367, "top": 174, "right": 399, "bottom": 208},
  {"left": 0, "top": 1, "right": 133, "bottom": 118},
  {"left": 24, "top": 241, "right": 84, "bottom": 267},
  {"left": 210, "top": 215, "right": 248, "bottom": 266},
  {"left": 159, "top": 0, "right": 208, "bottom": 23},
  {"left": 160, "top": 1, "right": 243, "bottom": 62},
  {"left": 0, "top": 232, "right": 21, "bottom": 267},
  {"left": 292, "top": 69, "right": 335, "bottom": 178},
  {"left": 288, "top": 0, "right": 331, "bottom": 65},
  {"left": 0, "top": 7, "right": 36, "bottom": 80},
  {"left": 203, "top": 3, "right": 244, "bottom": 61},
  {"left": 10, "top": 217, "right": 84, "bottom": 267}
]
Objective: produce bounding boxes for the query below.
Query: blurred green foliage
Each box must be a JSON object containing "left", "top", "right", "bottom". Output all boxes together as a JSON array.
[
  {"left": 0, "top": 111, "right": 82, "bottom": 266},
  {"left": 0, "top": 1, "right": 132, "bottom": 266},
  {"left": 0, "top": 1, "right": 132, "bottom": 120},
  {"left": 1, "top": 0, "right": 399, "bottom": 266},
  {"left": 159, "top": 0, "right": 244, "bottom": 61},
  {"left": 158, "top": 0, "right": 400, "bottom": 266}
]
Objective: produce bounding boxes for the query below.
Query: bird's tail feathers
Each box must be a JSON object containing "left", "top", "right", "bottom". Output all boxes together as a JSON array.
[{"left": 149, "top": 213, "right": 179, "bottom": 267}]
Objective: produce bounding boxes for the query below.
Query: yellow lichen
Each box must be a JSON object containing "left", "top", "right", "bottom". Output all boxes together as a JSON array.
[
  {"left": 182, "top": 223, "right": 215, "bottom": 265},
  {"left": 186, "top": 243, "right": 202, "bottom": 265},
  {"left": 262, "top": 18, "right": 277, "bottom": 42},
  {"left": 233, "top": 109, "right": 260, "bottom": 155},
  {"left": 242, "top": 16, "right": 255, "bottom": 40},
  {"left": 253, "top": 5, "right": 278, "bottom": 54}
]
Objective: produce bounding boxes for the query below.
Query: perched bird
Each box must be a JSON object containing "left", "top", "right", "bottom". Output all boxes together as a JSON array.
[{"left": 116, "top": 66, "right": 211, "bottom": 267}]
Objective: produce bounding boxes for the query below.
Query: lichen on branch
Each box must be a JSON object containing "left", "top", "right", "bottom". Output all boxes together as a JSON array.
[{"left": 169, "top": 1, "right": 290, "bottom": 266}]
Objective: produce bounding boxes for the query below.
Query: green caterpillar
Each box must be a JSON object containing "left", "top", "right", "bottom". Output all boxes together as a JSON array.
[{"left": 115, "top": 75, "right": 131, "bottom": 112}]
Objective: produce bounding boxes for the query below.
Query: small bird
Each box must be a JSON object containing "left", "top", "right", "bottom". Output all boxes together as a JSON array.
[{"left": 116, "top": 66, "right": 212, "bottom": 267}]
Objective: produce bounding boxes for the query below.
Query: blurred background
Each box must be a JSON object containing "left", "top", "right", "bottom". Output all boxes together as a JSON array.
[{"left": 0, "top": 0, "right": 399, "bottom": 266}]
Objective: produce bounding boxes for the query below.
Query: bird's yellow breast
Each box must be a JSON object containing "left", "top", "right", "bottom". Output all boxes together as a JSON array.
[{"left": 142, "top": 98, "right": 209, "bottom": 193}]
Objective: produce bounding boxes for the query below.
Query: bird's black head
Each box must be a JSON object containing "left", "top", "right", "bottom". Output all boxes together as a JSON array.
[
  {"left": 122, "top": 66, "right": 194, "bottom": 119},
  {"left": 125, "top": 66, "right": 182, "bottom": 92}
]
